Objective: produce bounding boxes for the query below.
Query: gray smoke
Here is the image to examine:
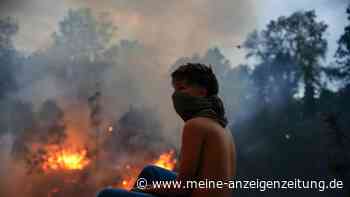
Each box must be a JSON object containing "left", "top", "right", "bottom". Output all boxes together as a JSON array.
[
  {"left": 67, "top": 0, "right": 258, "bottom": 68},
  {"left": 3, "top": 0, "right": 258, "bottom": 144},
  {"left": 7, "top": 0, "right": 258, "bottom": 66},
  {"left": 0, "top": 1, "right": 258, "bottom": 196},
  {"left": 0, "top": 3, "right": 259, "bottom": 131}
]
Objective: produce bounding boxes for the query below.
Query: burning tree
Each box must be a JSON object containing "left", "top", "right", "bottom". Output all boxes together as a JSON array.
[
  {"left": 0, "top": 7, "right": 179, "bottom": 197},
  {"left": 8, "top": 98, "right": 177, "bottom": 197},
  {"left": 41, "top": 145, "right": 90, "bottom": 172}
]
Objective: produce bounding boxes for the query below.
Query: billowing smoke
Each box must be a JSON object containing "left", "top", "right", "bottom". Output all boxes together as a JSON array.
[
  {"left": 0, "top": 1, "right": 258, "bottom": 196},
  {"left": 7, "top": 0, "right": 258, "bottom": 65},
  {"left": 3, "top": 0, "right": 258, "bottom": 133},
  {"left": 67, "top": 0, "right": 257, "bottom": 68}
]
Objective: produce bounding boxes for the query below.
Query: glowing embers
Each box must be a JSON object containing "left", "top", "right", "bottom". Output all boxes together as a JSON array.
[{"left": 41, "top": 146, "right": 91, "bottom": 172}]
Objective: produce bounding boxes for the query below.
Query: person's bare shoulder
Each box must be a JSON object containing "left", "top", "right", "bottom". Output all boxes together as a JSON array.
[
  {"left": 185, "top": 117, "right": 211, "bottom": 127},
  {"left": 184, "top": 117, "right": 222, "bottom": 135}
]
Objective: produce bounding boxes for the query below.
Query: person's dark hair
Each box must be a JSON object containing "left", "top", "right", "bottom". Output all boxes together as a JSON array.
[{"left": 171, "top": 63, "right": 219, "bottom": 96}]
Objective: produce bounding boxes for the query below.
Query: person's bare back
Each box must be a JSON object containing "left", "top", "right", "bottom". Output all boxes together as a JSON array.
[{"left": 179, "top": 117, "right": 236, "bottom": 197}]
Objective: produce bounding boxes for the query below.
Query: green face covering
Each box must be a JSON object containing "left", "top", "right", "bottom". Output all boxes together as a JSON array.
[{"left": 171, "top": 91, "right": 228, "bottom": 128}]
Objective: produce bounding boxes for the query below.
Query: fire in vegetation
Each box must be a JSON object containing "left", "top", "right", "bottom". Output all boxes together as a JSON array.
[
  {"left": 41, "top": 146, "right": 90, "bottom": 172},
  {"left": 119, "top": 150, "right": 177, "bottom": 190},
  {"left": 153, "top": 150, "right": 177, "bottom": 171},
  {"left": 5, "top": 98, "right": 177, "bottom": 197}
]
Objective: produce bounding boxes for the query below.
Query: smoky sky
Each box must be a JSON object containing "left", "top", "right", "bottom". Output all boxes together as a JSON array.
[
  {"left": 77, "top": 0, "right": 258, "bottom": 69},
  {"left": 3, "top": 0, "right": 258, "bottom": 69},
  {"left": 1, "top": 0, "right": 349, "bottom": 140},
  {"left": 3, "top": 0, "right": 347, "bottom": 69},
  {"left": 1, "top": 0, "right": 69, "bottom": 52},
  {"left": 1, "top": 1, "right": 348, "bottom": 126},
  {"left": 256, "top": 0, "right": 348, "bottom": 62},
  {"left": 0, "top": 0, "right": 26, "bottom": 13}
]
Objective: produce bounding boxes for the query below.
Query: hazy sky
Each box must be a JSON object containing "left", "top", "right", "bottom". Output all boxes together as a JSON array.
[
  {"left": 257, "top": 0, "right": 348, "bottom": 62},
  {"left": 222, "top": 0, "right": 348, "bottom": 65},
  {"left": 3, "top": 0, "right": 349, "bottom": 66}
]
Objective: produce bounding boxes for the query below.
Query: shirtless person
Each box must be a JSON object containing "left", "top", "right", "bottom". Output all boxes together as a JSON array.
[{"left": 97, "top": 63, "right": 236, "bottom": 197}]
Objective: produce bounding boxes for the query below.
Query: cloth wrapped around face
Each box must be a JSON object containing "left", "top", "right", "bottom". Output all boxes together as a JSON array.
[{"left": 172, "top": 91, "right": 228, "bottom": 128}]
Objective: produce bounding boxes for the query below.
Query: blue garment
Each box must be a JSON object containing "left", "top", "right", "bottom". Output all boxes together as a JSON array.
[{"left": 97, "top": 165, "right": 177, "bottom": 197}]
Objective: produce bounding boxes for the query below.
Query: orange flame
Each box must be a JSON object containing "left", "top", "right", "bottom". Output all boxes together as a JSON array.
[
  {"left": 119, "top": 150, "right": 177, "bottom": 190},
  {"left": 153, "top": 150, "right": 177, "bottom": 170},
  {"left": 42, "top": 147, "right": 90, "bottom": 171}
]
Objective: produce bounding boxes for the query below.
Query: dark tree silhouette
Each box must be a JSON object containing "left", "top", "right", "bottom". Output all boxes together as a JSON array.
[
  {"left": 0, "top": 17, "right": 19, "bottom": 98},
  {"left": 335, "top": 4, "right": 350, "bottom": 84},
  {"left": 244, "top": 10, "right": 328, "bottom": 116}
]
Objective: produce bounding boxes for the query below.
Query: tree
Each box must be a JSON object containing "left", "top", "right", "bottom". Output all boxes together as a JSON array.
[
  {"left": 25, "top": 8, "right": 118, "bottom": 99},
  {"left": 221, "top": 64, "right": 256, "bottom": 124},
  {"left": 170, "top": 47, "right": 231, "bottom": 84},
  {"left": 200, "top": 48, "right": 231, "bottom": 80},
  {"left": 53, "top": 8, "right": 117, "bottom": 61},
  {"left": 244, "top": 10, "right": 328, "bottom": 116},
  {"left": 335, "top": 5, "right": 350, "bottom": 84},
  {"left": 0, "top": 17, "right": 19, "bottom": 98}
]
